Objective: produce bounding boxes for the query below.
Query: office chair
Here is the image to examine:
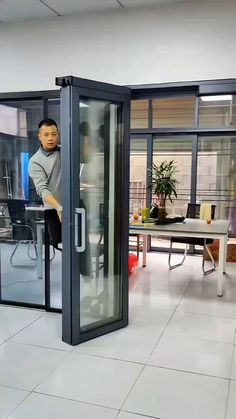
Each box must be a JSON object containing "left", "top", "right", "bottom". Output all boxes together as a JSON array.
[
  {"left": 168, "top": 203, "right": 216, "bottom": 275},
  {"left": 7, "top": 199, "right": 37, "bottom": 266}
]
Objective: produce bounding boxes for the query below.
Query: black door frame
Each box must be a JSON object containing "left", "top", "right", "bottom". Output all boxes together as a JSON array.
[{"left": 57, "top": 76, "right": 131, "bottom": 345}]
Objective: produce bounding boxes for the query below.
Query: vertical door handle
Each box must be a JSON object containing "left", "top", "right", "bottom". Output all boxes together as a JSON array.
[{"left": 75, "top": 208, "right": 86, "bottom": 252}]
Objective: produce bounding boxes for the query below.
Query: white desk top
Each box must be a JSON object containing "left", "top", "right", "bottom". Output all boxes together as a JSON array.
[{"left": 130, "top": 218, "right": 230, "bottom": 236}]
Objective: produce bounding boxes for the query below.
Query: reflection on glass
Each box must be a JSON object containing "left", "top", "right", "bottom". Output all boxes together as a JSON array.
[
  {"left": 198, "top": 95, "right": 236, "bottom": 127},
  {"left": 130, "top": 138, "right": 147, "bottom": 213},
  {"left": 152, "top": 96, "right": 195, "bottom": 128},
  {"left": 197, "top": 136, "right": 236, "bottom": 231},
  {"left": 79, "top": 99, "right": 122, "bottom": 332}
]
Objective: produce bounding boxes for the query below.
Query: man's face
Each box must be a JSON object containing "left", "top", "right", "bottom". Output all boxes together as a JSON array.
[{"left": 38, "top": 124, "right": 59, "bottom": 151}]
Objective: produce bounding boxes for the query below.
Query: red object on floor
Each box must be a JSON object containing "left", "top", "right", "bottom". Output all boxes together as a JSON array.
[{"left": 128, "top": 253, "right": 138, "bottom": 275}]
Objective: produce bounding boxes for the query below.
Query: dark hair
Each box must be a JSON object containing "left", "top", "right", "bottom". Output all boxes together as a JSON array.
[
  {"left": 79, "top": 121, "right": 91, "bottom": 136},
  {"left": 38, "top": 118, "right": 58, "bottom": 130}
]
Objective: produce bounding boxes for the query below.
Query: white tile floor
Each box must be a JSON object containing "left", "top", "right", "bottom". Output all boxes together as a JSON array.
[{"left": 1, "top": 252, "right": 236, "bottom": 419}]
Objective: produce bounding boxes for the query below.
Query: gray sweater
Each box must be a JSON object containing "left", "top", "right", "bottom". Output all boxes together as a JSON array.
[{"left": 28, "top": 146, "right": 61, "bottom": 209}]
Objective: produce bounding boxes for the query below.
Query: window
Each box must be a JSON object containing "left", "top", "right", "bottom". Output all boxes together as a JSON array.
[
  {"left": 198, "top": 95, "right": 236, "bottom": 127},
  {"left": 130, "top": 138, "right": 147, "bottom": 213},
  {"left": 197, "top": 136, "right": 236, "bottom": 227}
]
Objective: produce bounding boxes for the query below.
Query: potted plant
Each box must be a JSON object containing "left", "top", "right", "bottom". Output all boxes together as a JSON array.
[{"left": 149, "top": 160, "right": 179, "bottom": 220}]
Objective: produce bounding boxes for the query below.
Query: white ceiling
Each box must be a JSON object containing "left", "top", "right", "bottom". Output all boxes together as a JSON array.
[{"left": 0, "top": 0, "right": 189, "bottom": 23}]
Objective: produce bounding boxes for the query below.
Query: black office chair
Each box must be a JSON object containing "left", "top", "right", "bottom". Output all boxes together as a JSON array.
[
  {"left": 7, "top": 200, "right": 37, "bottom": 266},
  {"left": 168, "top": 203, "right": 216, "bottom": 275}
]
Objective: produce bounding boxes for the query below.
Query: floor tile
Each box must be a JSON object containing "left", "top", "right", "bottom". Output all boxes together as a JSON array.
[
  {"left": 148, "top": 334, "right": 233, "bottom": 378},
  {"left": 76, "top": 306, "right": 172, "bottom": 363},
  {"left": 11, "top": 313, "right": 72, "bottom": 352},
  {"left": 129, "top": 290, "right": 181, "bottom": 311},
  {"left": 226, "top": 380, "right": 236, "bottom": 419},
  {"left": 0, "top": 386, "right": 28, "bottom": 419},
  {"left": 7, "top": 392, "right": 117, "bottom": 419},
  {"left": 131, "top": 261, "right": 191, "bottom": 295},
  {"left": 0, "top": 342, "right": 67, "bottom": 390},
  {"left": 177, "top": 276, "right": 236, "bottom": 318},
  {"left": 123, "top": 365, "right": 228, "bottom": 419},
  {"left": 36, "top": 352, "right": 143, "bottom": 409},
  {"left": 0, "top": 306, "right": 41, "bottom": 345},
  {"left": 164, "top": 311, "right": 236, "bottom": 343}
]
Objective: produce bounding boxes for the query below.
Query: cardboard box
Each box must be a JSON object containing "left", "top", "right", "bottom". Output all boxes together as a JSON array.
[{"left": 203, "top": 240, "right": 236, "bottom": 262}]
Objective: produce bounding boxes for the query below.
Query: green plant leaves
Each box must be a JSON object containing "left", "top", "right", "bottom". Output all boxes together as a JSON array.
[{"left": 148, "top": 160, "right": 179, "bottom": 204}]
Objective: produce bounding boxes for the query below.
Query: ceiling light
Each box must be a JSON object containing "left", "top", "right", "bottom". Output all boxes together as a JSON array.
[{"left": 201, "top": 95, "right": 232, "bottom": 102}]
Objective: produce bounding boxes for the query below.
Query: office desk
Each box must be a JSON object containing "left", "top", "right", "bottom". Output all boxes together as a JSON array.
[{"left": 130, "top": 218, "right": 230, "bottom": 297}]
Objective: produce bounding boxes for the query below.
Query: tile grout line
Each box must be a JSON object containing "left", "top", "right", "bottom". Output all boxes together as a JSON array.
[
  {"left": 147, "top": 277, "right": 193, "bottom": 360},
  {"left": 145, "top": 362, "right": 230, "bottom": 382},
  {"left": 0, "top": 315, "right": 43, "bottom": 346},
  {"left": 30, "top": 350, "right": 72, "bottom": 393},
  {"left": 31, "top": 389, "right": 119, "bottom": 413},
  {"left": 118, "top": 363, "right": 146, "bottom": 413},
  {"left": 117, "top": 409, "right": 161, "bottom": 419},
  {"left": 117, "top": 273, "right": 193, "bottom": 417},
  {"left": 224, "top": 326, "right": 236, "bottom": 419},
  {"left": 10, "top": 340, "right": 73, "bottom": 353},
  {"left": 4, "top": 390, "right": 31, "bottom": 419}
]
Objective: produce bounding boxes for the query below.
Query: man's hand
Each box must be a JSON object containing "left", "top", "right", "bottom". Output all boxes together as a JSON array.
[{"left": 57, "top": 206, "right": 63, "bottom": 222}]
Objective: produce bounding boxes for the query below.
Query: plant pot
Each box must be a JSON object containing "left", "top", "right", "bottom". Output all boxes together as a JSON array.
[{"left": 158, "top": 206, "right": 167, "bottom": 221}]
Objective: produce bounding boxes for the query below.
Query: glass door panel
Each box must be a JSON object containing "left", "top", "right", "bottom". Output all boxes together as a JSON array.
[
  {"left": 152, "top": 136, "right": 193, "bottom": 250},
  {"left": 59, "top": 76, "right": 130, "bottom": 345},
  {"left": 79, "top": 98, "right": 120, "bottom": 331}
]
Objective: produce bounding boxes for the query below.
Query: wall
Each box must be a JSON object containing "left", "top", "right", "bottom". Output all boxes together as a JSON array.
[{"left": 0, "top": 0, "right": 235, "bottom": 92}]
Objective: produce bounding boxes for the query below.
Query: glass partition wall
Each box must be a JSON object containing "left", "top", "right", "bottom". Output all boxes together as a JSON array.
[
  {"left": 0, "top": 93, "right": 61, "bottom": 310},
  {"left": 130, "top": 89, "right": 236, "bottom": 252},
  {"left": 197, "top": 136, "right": 236, "bottom": 232}
]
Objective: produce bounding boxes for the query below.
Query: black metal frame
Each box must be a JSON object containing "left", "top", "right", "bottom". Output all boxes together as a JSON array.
[
  {"left": 1, "top": 77, "right": 236, "bottom": 312},
  {"left": 129, "top": 78, "right": 236, "bottom": 253},
  {"left": 58, "top": 76, "right": 131, "bottom": 345}
]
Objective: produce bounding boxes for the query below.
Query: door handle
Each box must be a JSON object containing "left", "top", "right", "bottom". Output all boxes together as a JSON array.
[{"left": 75, "top": 208, "right": 86, "bottom": 252}]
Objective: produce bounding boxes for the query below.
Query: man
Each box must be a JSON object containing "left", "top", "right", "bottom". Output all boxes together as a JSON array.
[{"left": 29, "top": 118, "right": 62, "bottom": 248}]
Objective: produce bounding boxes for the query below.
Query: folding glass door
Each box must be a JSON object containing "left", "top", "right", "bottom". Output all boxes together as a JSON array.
[{"left": 58, "top": 76, "right": 130, "bottom": 345}]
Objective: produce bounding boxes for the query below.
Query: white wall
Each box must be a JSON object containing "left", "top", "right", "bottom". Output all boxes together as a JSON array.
[{"left": 0, "top": 0, "right": 235, "bottom": 92}]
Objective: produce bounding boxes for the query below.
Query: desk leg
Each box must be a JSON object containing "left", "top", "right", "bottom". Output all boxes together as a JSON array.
[
  {"left": 218, "top": 237, "right": 226, "bottom": 297},
  {"left": 142, "top": 235, "right": 147, "bottom": 267},
  {"left": 223, "top": 234, "right": 228, "bottom": 274},
  {"left": 37, "top": 224, "right": 43, "bottom": 279}
]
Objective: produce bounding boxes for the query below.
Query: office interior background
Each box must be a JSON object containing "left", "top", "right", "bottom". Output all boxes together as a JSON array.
[{"left": 1, "top": 1, "right": 236, "bottom": 419}]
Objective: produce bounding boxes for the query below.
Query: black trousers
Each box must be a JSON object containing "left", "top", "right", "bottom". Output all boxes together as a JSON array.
[
  {"left": 44, "top": 209, "right": 62, "bottom": 249},
  {"left": 44, "top": 206, "right": 91, "bottom": 277}
]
